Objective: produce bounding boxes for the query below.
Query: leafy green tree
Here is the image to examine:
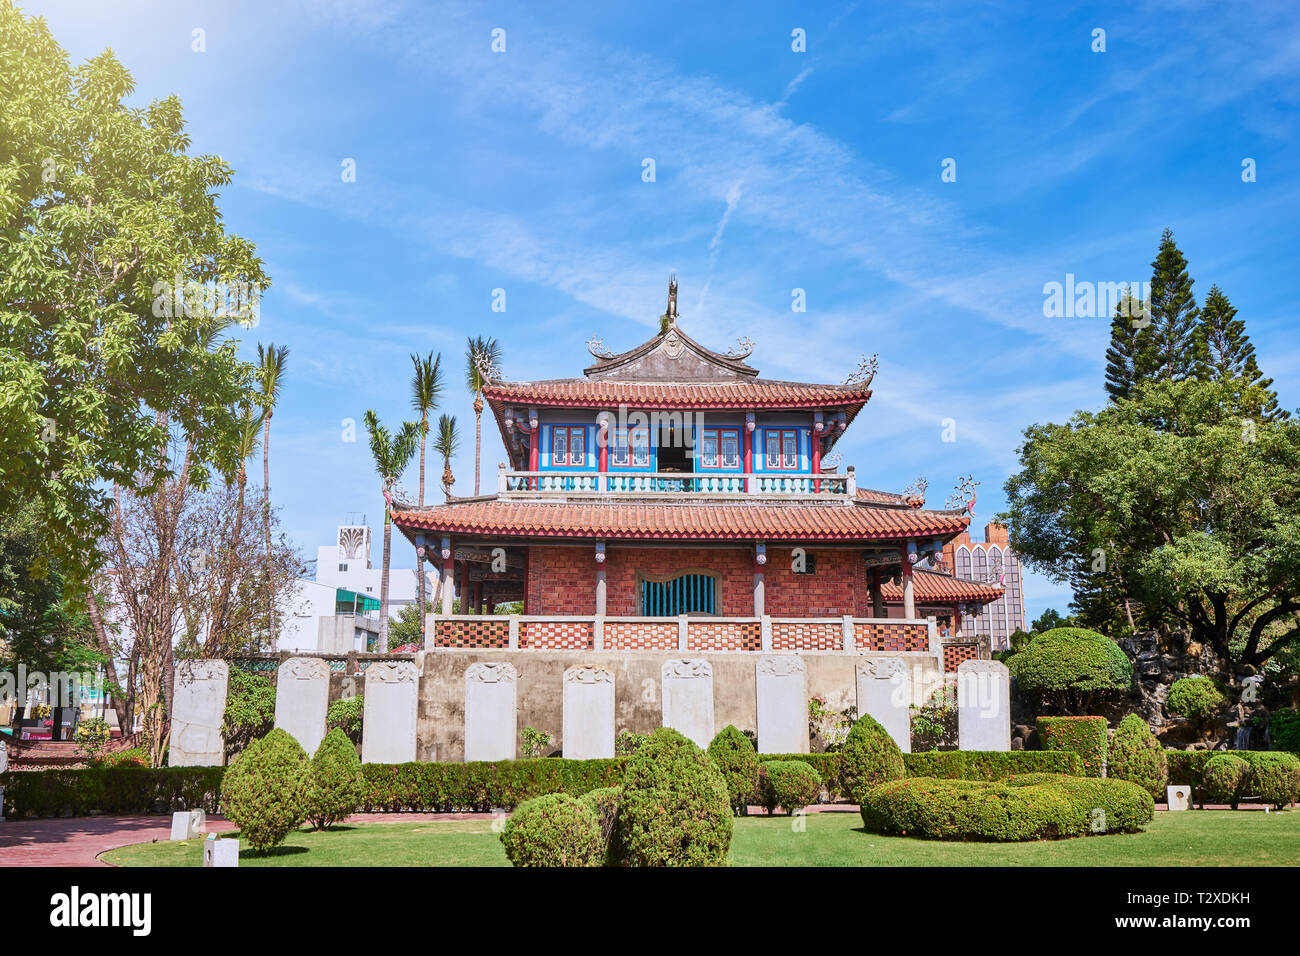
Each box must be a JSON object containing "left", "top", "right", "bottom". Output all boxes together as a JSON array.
[
  {"left": 1004, "top": 378, "right": 1300, "bottom": 673},
  {"left": 0, "top": 5, "right": 268, "bottom": 576},
  {"left": 409, "top": 351, "right": 443, "bottom": 630},
  {"left": 362, "top": 410, "right": 419, "bottom": 650},
  {"left": 221, "top": 667, "right": 276, "bottom": 760},
  {"left": 1194, "top": 285, "right": 1286, "bottom": 420},
  {"left": 1143, "top": 229, "right": 1199, "bottom": 382},
  {"left": 1103, "top": 288, "right": 1151, "bottom": 402},
  {"left": 256, "top": 343, "right": 288, "bottom": 640},
  {"left": 387, "top": 599, "right": 429, "bottom": 650},
  {"left": 465, "top": 336, "right": 501, "bottom": 496},
  {"left": 1031, "top": 608, "right": 1075, "bottom": 633}
]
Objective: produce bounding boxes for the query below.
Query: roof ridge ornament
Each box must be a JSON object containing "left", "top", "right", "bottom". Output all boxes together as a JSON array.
[
  {"left": 901, "top": 475, "right": 928, "bottom": 508},
  {"left": 659, "top": 273, "right": 679, "bottom": 331},
  {"left": 842, "top": 353, "right": 878, "bottom": 388},
  {"left": 725, "top": 336, "right": 754, "bottom": 360},
  {"left": 472, "top": 346, "right": 502, "bottom": 385},
  {"left": 945, "top": 474, "right": 979, "bottom": 514},
  {"left": 586, "top": 335, "right": 616, "bottom": 360}
]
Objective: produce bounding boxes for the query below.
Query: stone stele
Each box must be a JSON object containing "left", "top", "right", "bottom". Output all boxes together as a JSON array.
[
  {"left": 661, "top": 659, "right": 715, "bottom": 748},
  {"left": 562, "top": 666, "right": 615, "bottom": 760},
  {"left": 274, "top": 657, "right": 331, "bottom": 757},
  {"left": 755, "top": 656, "right": 808, "bottom": 754},
  {"left": 464, "top": 662, "right": 518, "bottom": 762},
  {"left": 956, "top": 659, "right": 1011, "bottom": 752},
  {"left": 361, "top": 660, "right": 419, "bottom": 764},
  {"left": 856, "top": 657, "right": 912, "bottom": 753},
  {"left": 168, "top": 660, "right": 229, "bottom": 766}
]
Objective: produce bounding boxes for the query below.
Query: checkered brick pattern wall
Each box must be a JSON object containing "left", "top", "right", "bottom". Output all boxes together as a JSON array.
[
  {"left": 434, "top": 618, "right": 510, "bottom": 649},
  {"left": 688, "top": 620, "right": 762, "bottom": 651},
  {"left": 943, "top": 642, "right": 979, "bottom": 672},
  {"left": 605, "top": 621, "right": 679, "bottom": 651},
  {"left": 519, "top": 619, "right": 594, "bottom": 650},
  {"left": 855, "top": 621, "right": 930, "bottom": 652},
  {"left": 771, "top": 620, "right": 842, "bottom": 651}
]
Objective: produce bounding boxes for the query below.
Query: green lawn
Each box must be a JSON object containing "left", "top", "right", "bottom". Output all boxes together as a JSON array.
[{"left": 101, "top": 808, "right": 1300, "bottom": 867}]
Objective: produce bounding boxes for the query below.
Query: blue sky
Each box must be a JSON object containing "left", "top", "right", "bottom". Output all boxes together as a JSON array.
[{"left": 28, "top": 0, "right": 1300, "bottom": 621}]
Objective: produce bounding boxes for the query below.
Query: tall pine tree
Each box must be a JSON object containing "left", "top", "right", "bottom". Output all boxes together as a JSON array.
[
  {"left": 1144, "top": 228, "right": 1198, "bottom": 381},
  {"left": 1104, "top": 288, "right": 1150, "bottom": 402},
  {"left": 1194, "top": 284, "right": 1288, "bottom": 419}
]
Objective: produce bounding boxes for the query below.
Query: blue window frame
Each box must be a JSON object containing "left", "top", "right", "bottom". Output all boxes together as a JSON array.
[
  {"left": 546, "top": 424, "right": 589, "bottom": 468},
  {"left": 762, "top": 428, "right": 802, "bottom": 471},
  {"left": 610, "top": 426, "right": 651, "bottom": 469},
  {"left": 640, "top": 572, "right": 717, "bottom": 616},
  {"left": 699, "top": 427, "right": 741, "bottom": 470}
]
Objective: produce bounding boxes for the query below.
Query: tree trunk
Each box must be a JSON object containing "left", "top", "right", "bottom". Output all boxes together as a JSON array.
[
  {"left": 85, "top": 588, "right": 131, "bottom": 731},
  {"left": 263, "top": 411, "right": 274, "bottom": 648},
  {"left": 379, "top": 491, "right": 392, "bottom": 652},
  {"left": 473, "top": 393, "right": 484, "bottom": 496},
  {"left": 417, "top": 414, "right": 427, "bottom": 643}
]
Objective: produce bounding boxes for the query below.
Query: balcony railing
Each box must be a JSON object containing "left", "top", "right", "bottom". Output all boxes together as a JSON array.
[{"left": 499, "top": 468, "right": 855, "bottom": 498}]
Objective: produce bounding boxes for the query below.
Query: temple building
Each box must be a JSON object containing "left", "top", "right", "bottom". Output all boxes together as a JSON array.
[{"left": 393, "top": 279, "right": 1003, "bottom": 675}]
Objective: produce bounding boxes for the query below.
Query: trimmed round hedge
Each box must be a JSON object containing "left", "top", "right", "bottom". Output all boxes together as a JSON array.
[
  {"left": 707, "top": 725, "right": 761, "bottom": 815},
  {"left": 1108, "top": 714, "right": 1169, "bottom": 798},
  {"left": 1203, "top": 754, "right": 1250, "bottom": 809},
  {"left": 616, "top": 727, "right": 733, "bottom": 867},
  {"left": 579, "top": 786, "right": 621, "bottom": 863},
  {"left": 1166, "top": 677, "right": 1226, "bottom": 728},
  {"left": 500, "top": 793, "right": 604, "bottom": 867},
  {"left": 1271, "top": 708, "right": 1300, "bottom": 753},
  {"left": 1008, "top": 627, "right": 1133, "bottom": 710},
  {"left": 839, "top": 713, "right": 905, "bottom": 804},
  {"left": 860, "top": 773, "right": 1152, "bottom": 841},
  {"left": 219, "top": 728, "right": 309, "bottom": 854},
  {"left": 1245, "top": 752, "right": 1300, "bottom": 809},
  {"left": 759, "top": 760, "right": 822, "bottom": 815}
]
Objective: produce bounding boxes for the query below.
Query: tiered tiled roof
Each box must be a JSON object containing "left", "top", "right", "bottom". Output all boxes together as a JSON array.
[
  {"left": 394, "top": 497, "right": 970, "bottom": 542},
  {"left": 483, "top": 378, "right": 873, "bottom": 411},
  {"left": 882, "top": 567, "right": 1004, "bottom": 604}
]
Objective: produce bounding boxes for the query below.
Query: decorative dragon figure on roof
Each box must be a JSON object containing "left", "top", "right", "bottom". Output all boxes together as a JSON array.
[
  {"left": 586, "top": 335, "right": 616, "bottom": 360},
  {"left": 842, "top": 353, "right": 878, "bottom": 388},
  {"left": 725, "top": 336, "right": 754, "bottom": 360},
  {"left": 901, "top": 475, "right": 927, "bottom": 508},
  {"left": 945, "top": 474, "right": 979, "bottom": 514},
  {"left": 472, "top": 346, "right": 502, "bottom": 385}
]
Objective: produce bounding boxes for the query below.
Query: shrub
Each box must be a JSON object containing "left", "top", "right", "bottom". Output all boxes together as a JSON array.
[
  {"left": 579, "top": 786, "right": 621, "bottom": 863},
  {"left": 861, "top": 777, "right": 1087, "bottom": 841},
  {"left": 759, "top": 760, "right": 822, "bottom": 815},
  {"left": 1270, "top": 708, "right": 1300, "bottom": 753},
  {"left": 73, "top": 717, "right": 112, "bottom": 763},
  {"left": 616, "top": 727, "right": 732, "bottom": 867},
  {"left": 304, "top": 729, "right": 365, "bottom": 830},
  {"left": 615, "top": 730, "right": 648, "bottom": 756},
  {"left": 0, "top": 766, "right": 224, "bottom": 819},
  {"left": 521, "top": 726, "right": 552, "bottom": 758},
  {"left": 708, "top": 725, "right": 762, "bottom": 814},
  {"left": 1244, "top": 752, "right": 1300, "bottom": 809},
  {"left": 221, "top": 668, "right": 277, "bottom": 759},
  {"left": 861, "top": 773, "right": 1152, "bottom": 841},
  {"left": 499, "top": 793, "right": 603, "bottom": 867},
  {"left": 1108, "top": 714, "right": 1169, "bottom": 798},
  {"left": 326, "top": 694, "right": 364, "bottom": 746},
  {"left": 219, "top": 728, "right": 310, "bottom": 853},
  {"left": 1005, "top": 773, "right": 1154, "bottom": 833},
  {"left": 1009, "top": 628, "right": 1133, "bottom": 713},
  {"left": 839, "top": 713, "right": 905, "bottom": 804},
  {"left": 1203, "top": 754, "right": 1250, "bottom": 809},
  {"left": 1036, "top": 717, "right": 1108, "bottom": 777},
  {"left": 1166, "top": 677, "right": 1226, "bottom": 732}
]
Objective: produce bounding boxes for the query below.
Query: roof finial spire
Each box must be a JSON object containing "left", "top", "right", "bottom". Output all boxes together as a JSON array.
[{"left": 666, "top": 273, "right": 678, "bottom": 325}]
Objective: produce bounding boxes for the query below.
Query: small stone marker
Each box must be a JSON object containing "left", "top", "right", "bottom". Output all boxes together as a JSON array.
[
  {"left": 170, "top": 810, "right": 197, "bottom": 841},
  {"left": 189, "top": 808, "right": 206, "bottom": 834},
  {"left": 1166, "top": 785, "right": 1192, "bottom": 811},
  {"left": 202, "top": 833, "right": 239, "bottom": 867}
]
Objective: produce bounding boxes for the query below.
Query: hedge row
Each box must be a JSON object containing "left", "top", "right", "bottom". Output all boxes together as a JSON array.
[
  {"left": 0, "top": 750, "right": 1091, "bottom": 819},
  {"left": 358, "top": 759, "right": 626, "bottom": 812},
  {"left": 1166, "top": 750, "right": 1300, "bottom": 801},
  {"left": 0, "top": 767, "right": 225, "bottom": 820},
  {"left": 757, "top": 750, "right": 1084, "bottom": 798}
]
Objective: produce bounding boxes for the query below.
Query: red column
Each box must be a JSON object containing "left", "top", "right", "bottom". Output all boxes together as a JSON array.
[
  {"left": 598, "top": 419, "right": 608, "bottom": 490},
  {"left": 811, "top": 422, "right": 822, "bottom": 493},
  {"left": 742, "top": 420, "right": 753, "bottom": 492},
  {"left": 528, "top": 431, "right": 540, "bottom": 487}
]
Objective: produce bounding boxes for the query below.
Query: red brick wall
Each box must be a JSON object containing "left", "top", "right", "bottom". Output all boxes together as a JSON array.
[{"left": 525, "top": 545, "right": 869, "bottom": 617}]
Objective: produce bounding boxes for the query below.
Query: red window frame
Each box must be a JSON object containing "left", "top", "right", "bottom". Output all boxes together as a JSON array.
[
  {"left": 550, "top": 425, "right": 586, "bottom": 467},
  {"left": 763, "top": 428, "right": 800, "bottom": 470},
  {"left": 699, "top": 427, "right": 741, "bottom": 470}
]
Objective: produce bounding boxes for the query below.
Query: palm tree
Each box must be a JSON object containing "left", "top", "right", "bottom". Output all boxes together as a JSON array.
[
  {"left": 410, "top": 351, "right": 443, "bottom": 636},
  {"left": 464, "top": 336, "right": 501, "bottom": 496},
  {"left": 364, "top": 410, "right": 420, "bottom": 651},
  {"left": 434, "top": 414, "right": 460, "bottom": 501},
  {"left": 257, "top": 342, "right": 289, "bottom": 643},
  {"left": 207, "top": 403, "right": 263, "bottom": 655}
]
